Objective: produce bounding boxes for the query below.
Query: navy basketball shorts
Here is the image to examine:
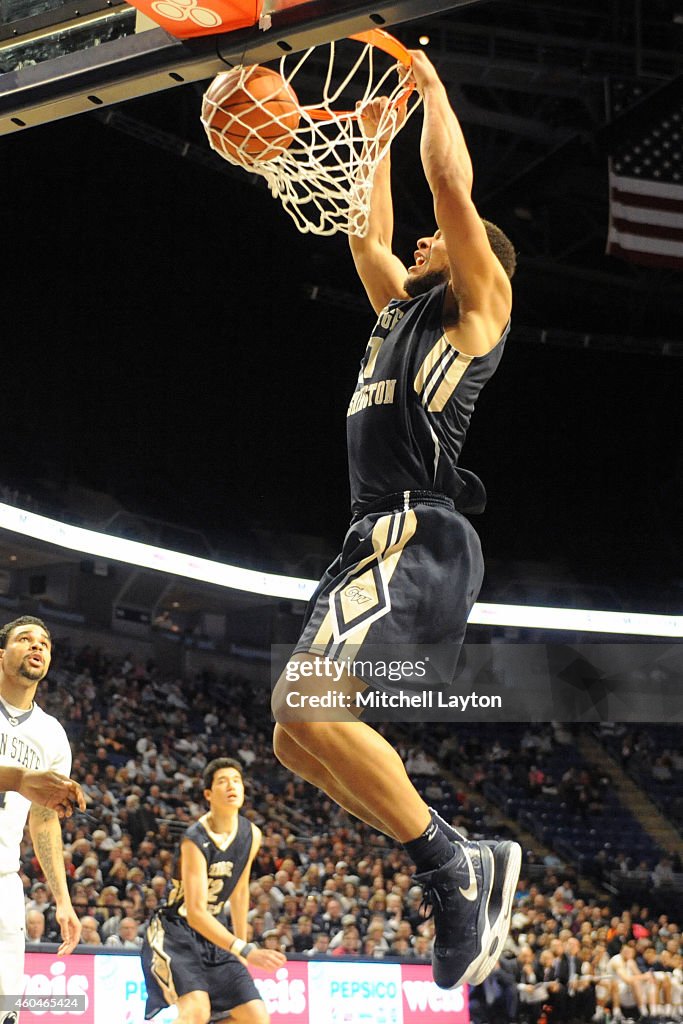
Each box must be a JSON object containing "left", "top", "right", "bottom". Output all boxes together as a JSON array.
[
  {"left": 293, "top": 491, "right": 484, "bottom": 691},
  {"left": 142, "top": 914, "right": 261, "bottom": 1021}
]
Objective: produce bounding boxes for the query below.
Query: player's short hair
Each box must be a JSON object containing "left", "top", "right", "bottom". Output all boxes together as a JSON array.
[
  {"left": 0, "top": 615, "right": 51, "bottom": 650},
  {"left": 482, "top": 219, "right": 517, "bottom": 280},
  {"left": 203, "top": 757, "right": 243, "bottom": 791}
]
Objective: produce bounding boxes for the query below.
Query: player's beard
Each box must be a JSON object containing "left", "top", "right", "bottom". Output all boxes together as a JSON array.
[
  {"left": 19, "top": 659, "right": 47, "bottom": 684},
  {"left": 404, "top": 267, "right": 449, "bottom": 298}
]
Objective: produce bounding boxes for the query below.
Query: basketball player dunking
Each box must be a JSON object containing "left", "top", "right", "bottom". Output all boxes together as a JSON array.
[
  {"left": 0, "top": 616, "right": 85, "bottom": 1024},
  {"left": 142, "top": 758, "right": 285, "bottom": 1024},
  {"left": 272, "top": 50, "right": 521, "bottom": 992}
]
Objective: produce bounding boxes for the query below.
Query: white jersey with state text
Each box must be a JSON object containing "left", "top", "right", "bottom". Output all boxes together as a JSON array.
[{"left": 0, "top": 700, "right": 72, "bottom": 874}]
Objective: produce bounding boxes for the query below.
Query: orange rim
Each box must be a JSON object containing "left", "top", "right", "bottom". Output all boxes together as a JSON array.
[
  {"left": 350, "top": 28, "right": 413, "bottom": 66},
  {"left": 301, "top": 28, "right": 415, "bottom": 122}
]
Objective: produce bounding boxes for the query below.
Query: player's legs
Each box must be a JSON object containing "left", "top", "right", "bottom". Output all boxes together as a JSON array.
[
  {"left": 272, "top": 662, "right": 431, "bottom": 842},
  {"left": 273, "top": 506, "right": 520, "bottom": 991},
  {"left": 273, "top": 505, "right": 485, "bottom": 843},
  {"left": 670, "top": 968, "right": 682, "bottom": 1018},
  {"left": 0, "top": 873, "right": 27, "bottom": 1024},
  {"left": 593, "top": 980, "right": 610, "bottom": 1021},
  {"left": 611, "top": 979, "right": 622, "bottom": 1017},
  {"left": 646, "top": 974, "right": 659, "bottom": 1016},
  {"left": 659, "top": 971, "right": 672, "bottom": 1015},
  {"left": 629, "top": 974, "right": 648, "bottom": 1016},
  {"left": 612, "top": 979, "right": 637, "bottom": 1019},
  {"left": 273, "top": 656, "right": 520, "bottom": 991},
  {"left": 173, "top": 990, "right": 211, "bottom": 1024},
  {"left": 216, "top": 998, "right": 269, "bottom": 1023},
  {"left": 273, "top": 723, "right": 399, "bottom": 837}
]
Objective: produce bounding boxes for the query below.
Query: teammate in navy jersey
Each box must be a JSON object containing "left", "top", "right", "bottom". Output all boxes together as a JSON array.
[
  {"left": 142, "top": 758, "right": 285, "bottom": 1024},
  {"left": 273, "top": 51, "right": 521, "bottom": 993},
  {"left": 0, "top": 616, "right": 85, "bottom": 1024}
]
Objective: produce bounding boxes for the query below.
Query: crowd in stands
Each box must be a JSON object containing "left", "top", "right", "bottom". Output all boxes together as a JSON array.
[
  {"left": 410, "top": 722, "right": 682, "bottom": 890},
  {"left": 17, "top": 640, "right": 683, "bottom": 1023},
  {"left": 596, "top": 725, "right": 683, "bottom": 832}
]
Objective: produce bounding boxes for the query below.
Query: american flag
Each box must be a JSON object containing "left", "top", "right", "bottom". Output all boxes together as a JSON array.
[{"left": 607, "top": 79, "right": 683, "bottom": 271}]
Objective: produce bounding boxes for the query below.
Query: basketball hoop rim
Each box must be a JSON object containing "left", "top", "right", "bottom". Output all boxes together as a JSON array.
[{"left": 302, "top": 28, "right": 415, "bottom": 122}]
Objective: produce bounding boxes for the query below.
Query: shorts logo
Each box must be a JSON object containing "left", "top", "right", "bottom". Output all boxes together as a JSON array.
[
  {"left": 330, "top": 562, "right": 389, "bottom": 642},
  {"left": 321, "top": 509, "right": 416, "bottom": 646},
  {"left": 151, "top": 0, "right": 222, "bottom": 27}
]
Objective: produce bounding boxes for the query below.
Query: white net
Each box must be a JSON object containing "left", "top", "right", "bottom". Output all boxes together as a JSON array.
[{"left": 200, "top": 30, "right": 422, "bottom": 237}]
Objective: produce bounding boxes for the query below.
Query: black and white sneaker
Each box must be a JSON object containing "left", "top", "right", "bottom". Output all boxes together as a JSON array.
[
  {"left": 413, "top": 839, "right": 495, "bottom": 990},
  {"left": 466, "top": 838, "right": 521, "bottom": 985},
  {"left": 425, "top": 809, "right": 523, "bottom": 988}
]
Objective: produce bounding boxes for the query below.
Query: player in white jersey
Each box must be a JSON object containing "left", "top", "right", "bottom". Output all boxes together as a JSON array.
[{"left": 0, "top": 616, "right": 85, "bottom": 1024}]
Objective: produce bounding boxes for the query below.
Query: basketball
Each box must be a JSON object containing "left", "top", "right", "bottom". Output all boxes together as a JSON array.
[{"left": 202, "top": 66, "right": 300, "bottom": 164}]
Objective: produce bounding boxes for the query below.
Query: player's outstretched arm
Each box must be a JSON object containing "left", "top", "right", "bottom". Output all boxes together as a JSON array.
[
  {"left": 0, "top": 767, "right": 86, "bottom": 819},
  {"left": 349, "top": 98, "right": 409, "bottom": 314},
  {"left": 29, "top": 804, "right": 82, "bottom": 954},
  {"left": 182, "top": 839, "right": 285, "bottom": 972},
  {"left": 410, "top": 50, "right": 512, "bottom": 355}
]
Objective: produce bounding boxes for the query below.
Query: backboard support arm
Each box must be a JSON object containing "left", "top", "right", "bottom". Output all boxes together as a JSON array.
[{"left": 0, "top": 0, "right": 479, "bottom": 134}]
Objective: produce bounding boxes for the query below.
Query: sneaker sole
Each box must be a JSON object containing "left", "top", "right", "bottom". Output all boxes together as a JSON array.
[{"left": 465, "top": 840, "right": 522, "bottom": 986}]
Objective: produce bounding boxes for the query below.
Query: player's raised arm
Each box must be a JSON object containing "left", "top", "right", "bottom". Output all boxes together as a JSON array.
[
  {"left": 349, "top": 98, "right": 410, "bottom": 314},
  {"left": 181, "top": 838, "right": 285, "bottom": 971},
  {"left": 410, "top": 50, "right": 513, "bottom": 355}
]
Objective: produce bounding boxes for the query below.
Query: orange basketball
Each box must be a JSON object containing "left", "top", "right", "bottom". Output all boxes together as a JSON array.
[{"left": 202, "top": 66, "right": 300, "bottom": 164}]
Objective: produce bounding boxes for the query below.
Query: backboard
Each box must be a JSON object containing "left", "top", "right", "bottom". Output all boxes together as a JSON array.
[{"left": 0, "top": 0, "right": 479, "bottom": 134}]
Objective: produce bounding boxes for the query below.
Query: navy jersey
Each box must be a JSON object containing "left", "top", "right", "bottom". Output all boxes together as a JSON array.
[
  {"left": 164, "top": 814, "right": 253, "bottom": 929},
  {"left": 347, "top": 282, "right": 509, "bottom": 516}
]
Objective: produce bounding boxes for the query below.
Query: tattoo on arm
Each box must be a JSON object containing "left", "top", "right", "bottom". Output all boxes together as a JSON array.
[
  {"left": 31, "top": 807, "right": 67, "bottom": 898},
  {"left": 32, "top": 805, "right": 54, "bottom": 824}
]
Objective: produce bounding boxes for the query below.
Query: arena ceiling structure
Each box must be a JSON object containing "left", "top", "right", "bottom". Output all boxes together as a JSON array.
[
  {"left": 1, "top": 0, "right": 681, "bottom": 343},
  {"left": 0, "top": 0, "right": 681, "bottom": 614}
]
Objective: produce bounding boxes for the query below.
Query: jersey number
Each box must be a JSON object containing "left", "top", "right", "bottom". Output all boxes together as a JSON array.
[
  {"left": 207, "top": 878, "right": 225, "bottom": 917},
  {"left": 363, "top": 337, "right": 384, "bottom": 380}
]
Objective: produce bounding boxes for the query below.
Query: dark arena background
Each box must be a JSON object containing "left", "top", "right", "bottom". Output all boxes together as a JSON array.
[{"left": 0, "top": 1, "right": 682, "bottom": 1021}]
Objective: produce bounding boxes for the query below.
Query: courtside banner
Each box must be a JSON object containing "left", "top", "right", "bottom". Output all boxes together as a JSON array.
[
  {"left": 308, "top": 959, "right": 401, "bottom": 1022},
  {"left": 24, "top": 952, "right": 462, "bottom": 1023},
  {"left": 401, "top": 963, "right": 469, "bottom": 1023},
  {"left": 250, "top": 961, "right": 308, "bottom": 1022},
  {"left": 20, "top": 951, "right": 95, "bottom": 1022}
]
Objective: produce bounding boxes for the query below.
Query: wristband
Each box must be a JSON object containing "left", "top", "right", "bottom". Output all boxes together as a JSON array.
[{"left": 231, "top": 939, "right": 256, "bottom": 958}]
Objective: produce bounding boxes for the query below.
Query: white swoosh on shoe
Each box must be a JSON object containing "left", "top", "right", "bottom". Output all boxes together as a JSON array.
[{"left": 458, "top": 846, "right": 478, "bottom": 901}]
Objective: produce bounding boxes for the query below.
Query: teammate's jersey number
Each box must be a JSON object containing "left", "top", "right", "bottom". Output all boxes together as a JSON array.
[{"left": 207, "top": 877, "right": 225, "bottom": 917}]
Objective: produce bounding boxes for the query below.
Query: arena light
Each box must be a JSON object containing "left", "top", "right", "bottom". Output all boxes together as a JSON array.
[
  {"left": 469, "top": 603, "right": 681, "bottom": 638},
  {"left": 0, "top": 503, "right": 313, "bottom": 602},
  {"left": 0, "top": 503, "right": 680, "bottom": 637}
]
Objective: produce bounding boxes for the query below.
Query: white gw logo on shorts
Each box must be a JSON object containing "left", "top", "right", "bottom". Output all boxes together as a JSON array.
[
  {"left": 151, "top": 0, "right": 222, "bottom": 27},
  {"left": 344, "top": 586, "right": 372, "bottom": 605}
]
